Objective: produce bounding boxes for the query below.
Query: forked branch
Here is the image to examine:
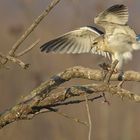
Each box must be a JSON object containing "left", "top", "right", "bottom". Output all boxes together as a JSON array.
[{"left": 0, "top": 0, "right": 61, "bottom": 69}]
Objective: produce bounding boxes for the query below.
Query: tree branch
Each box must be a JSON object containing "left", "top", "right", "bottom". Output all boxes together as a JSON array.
[
  {"left": 0, "top": 0, "right": 61, "bottom": 69},
  {"left": 16, "top": 39, "right": 40, "bottom": 57},
  {"left": 0, "top": 66, "right": 140, "bottom": 129},
  {"left": 9, "top": 0, "right": 61, "bottom": 56}
]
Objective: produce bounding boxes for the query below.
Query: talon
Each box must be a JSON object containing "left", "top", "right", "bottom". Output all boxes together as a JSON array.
[
  {"left": 118, "top": 71, "right": 124, "bottom": 81},
  {"left": 99, "top": 62, "right": 110, "bottom": 71}
]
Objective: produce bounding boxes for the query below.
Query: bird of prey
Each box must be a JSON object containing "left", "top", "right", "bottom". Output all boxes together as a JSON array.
[{"left": 40, "top": 4, "right": 140, "bottom": 74}]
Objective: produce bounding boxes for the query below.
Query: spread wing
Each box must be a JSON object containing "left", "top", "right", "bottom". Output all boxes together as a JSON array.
[
  {"left": 40, "top": 26, "right": 103, "bottom": 54},
  {"left": 40, "top": 26, "right": 111, "bottom": 59},
  {"left": 94, "top": 4, "right": 128, "bottom": 27}
]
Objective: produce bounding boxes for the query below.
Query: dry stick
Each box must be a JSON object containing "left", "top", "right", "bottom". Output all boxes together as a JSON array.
[
  {"left": 16, "top": 39, "right": 40, "bottom": 57},
  {"left": 0, "top": 52, "right": 29, "bottom": 69},
  {"left": 0, "top": 39, "right": 39, "bottom": 69},
  {"left": 52, "top": 95, "right": 103, "bottom": 107},
  {"left": 7, "top": 55, "right": 30, "bottom": 69},
  {"left": 55, "top": 111, "right": 88, "bottom": 126},
  {"left": 84, "top": 94, "right": 92, "bottom": 140},
  {"left": 0, "top": 79, "right": 140, "bottom": 129},
  {"left": 0, "top": 67, "right": 140, "bottom": 129},
  {"left": 48, "top": 107, "right": 88, "bottom": 126},
  {"left": 26, "top": 105, "right": 88, "bottom": 126},
  {"left": 0, "top": 0, "right": 61, "bottom": 68},
  {"left": 21, "top": 66, "right": 140, "bottom": 104},
  {"left": 9, "top": 0, "right": 61, "bottom": 56}
]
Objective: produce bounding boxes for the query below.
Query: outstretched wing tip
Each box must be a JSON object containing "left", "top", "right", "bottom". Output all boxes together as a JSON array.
[
  {"left": 40, "top": 45, "right": 46, "bottom": 52},
  {"left": 95, "top": 4, "right": 128, "bottom": 26},
  {"left": 40, "top": 45, "right": 45, "bottom": 51},
  {"left": 40, "top": 43, "right": 50, "bottom": 52},
  {"left": 107, "top": 4, "right": 127, "bottom": 11}
]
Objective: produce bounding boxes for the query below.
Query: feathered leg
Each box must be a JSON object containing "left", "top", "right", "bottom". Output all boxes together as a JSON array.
[{"left": 112, "top": 53, "right": 124, "bottom": 81}]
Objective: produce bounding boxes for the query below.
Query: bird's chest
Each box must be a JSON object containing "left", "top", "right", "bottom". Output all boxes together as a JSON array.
[{"left": 105, "top": 33, "right": 133, "bottom": 53}]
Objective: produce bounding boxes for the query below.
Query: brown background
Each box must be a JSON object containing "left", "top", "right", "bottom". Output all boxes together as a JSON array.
[{"left": 0, "top": 0, "right": 140, "bottom": 140}]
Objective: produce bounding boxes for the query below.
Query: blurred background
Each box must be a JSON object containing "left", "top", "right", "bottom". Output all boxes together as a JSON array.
[{"left": 0, "top": 0, "right": 140, "bottom": 140}]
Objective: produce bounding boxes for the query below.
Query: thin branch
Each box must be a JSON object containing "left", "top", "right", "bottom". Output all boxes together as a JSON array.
[
  {"left": 6, "top": 55, "right": 29, "bottom": 69},
  {"left": 0, "top": 52, "right": 29, "bottom": 69},
  {"left": 9, "top": 0, "right": 61, "bottom": 56},
  {"left": 51, "top": 95, "right": 103, "bottom": 107},
  {"left": 25, "top": 106, "right": 88, "bottom": 126},
  {"left": 48, "top": 107, "right": 88, "bottom": 126},
  {"left": 84, "top": 94, "right": 92, "bottom": 140},
  {"left": 0, "top": 0, "right": 61, "bottom": 69},
  {"left": 16, "top": 39, "right": 40, "bottom": 57}
]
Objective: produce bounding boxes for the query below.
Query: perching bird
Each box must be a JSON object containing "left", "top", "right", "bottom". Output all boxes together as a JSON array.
[{"left": 40, "top": 4, "right": 140, "bottom": 75}]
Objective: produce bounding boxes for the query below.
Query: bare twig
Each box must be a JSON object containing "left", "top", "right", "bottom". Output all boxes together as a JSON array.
[
  {"left": 0, "top": 0, "right": 61, "bottom": 69},
  {"left": 0, "top": 52, "right": 29, "bottom": 69},
  {"left": 6, "top": 55, "right": 29, "bottom": 69},
  {"left": 52, "top": 95, "right": 103, "bottom": 107},
  {"left": 9, "top": 0, "right": 61, "bottom": 56},
  {"left": 16, "top": 39, "right": 40, "bottom": 57},
  {"left": 48, "top": 107, "right": 88, "bottom": 126},
  {"left": 84, "top": 94, "right": 92, "bottom": 140}
]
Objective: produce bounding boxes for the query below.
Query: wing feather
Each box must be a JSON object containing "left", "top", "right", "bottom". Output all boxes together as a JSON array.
[
  {"left": 40, "top": 26, "right": 103, "bottom": 54},
  {"left": 40, "top": 26, "right": 111, "bottom": 59},
  {"left": 94, "top": 4, "right": 128, "bottom": 26}
]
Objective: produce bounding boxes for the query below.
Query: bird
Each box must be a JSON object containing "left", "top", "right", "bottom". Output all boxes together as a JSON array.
[{"left": 40, "top": 4, "right": 140, "bottom": 77}]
